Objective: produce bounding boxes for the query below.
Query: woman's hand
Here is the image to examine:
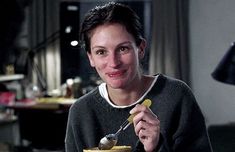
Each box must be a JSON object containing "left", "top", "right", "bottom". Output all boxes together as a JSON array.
[{"left": 130, "top": 104, "right": 160, "bottom": 152}]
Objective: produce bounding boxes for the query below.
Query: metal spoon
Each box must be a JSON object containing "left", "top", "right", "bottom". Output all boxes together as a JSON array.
[{"left": 98, "top": 99, "right": 152, "bottom": 150}]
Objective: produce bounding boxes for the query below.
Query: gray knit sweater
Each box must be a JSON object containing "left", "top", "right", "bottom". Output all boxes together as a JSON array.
[{"left": 65, "top": 74, "right": 212, "bottom": 152}]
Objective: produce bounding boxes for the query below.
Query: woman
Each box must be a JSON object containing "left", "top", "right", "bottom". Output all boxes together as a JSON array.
[{"left": 65, "top": 2, "right": 212, "bottom": 152}]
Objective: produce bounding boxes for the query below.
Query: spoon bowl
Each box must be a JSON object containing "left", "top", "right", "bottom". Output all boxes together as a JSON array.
[{"left": 98, "top": 134, "right": 118, "bottom": 150}]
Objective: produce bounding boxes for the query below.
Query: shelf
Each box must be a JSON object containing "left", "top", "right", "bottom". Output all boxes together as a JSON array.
[{"left": 0, "top": 74, "right": 24, "bottom": 82}]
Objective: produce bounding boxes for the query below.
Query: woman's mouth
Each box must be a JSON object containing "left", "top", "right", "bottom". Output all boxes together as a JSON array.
[{"left": 107, "top": 70, "right": 125, "bottom": 78}]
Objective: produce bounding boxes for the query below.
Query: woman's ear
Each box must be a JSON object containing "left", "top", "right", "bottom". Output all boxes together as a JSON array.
[
  {"left": 138, "top": 39, "right": 146, "bottom": 59},
  {"left": 87, "top": 52, "right": 95, "bottom": 67}
]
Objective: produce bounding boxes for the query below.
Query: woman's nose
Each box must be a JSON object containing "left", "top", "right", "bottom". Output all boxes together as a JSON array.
[{"left": 108, "top": 52, "right": 121, "bottom": 68}]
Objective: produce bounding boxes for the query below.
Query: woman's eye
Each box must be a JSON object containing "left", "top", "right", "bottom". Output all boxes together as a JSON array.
[
  {"left": 119, "top": 46, "right": 129, "bottom": 53},
  {"left": 95, "top": 49, "right": 106, "bottom": 55}
]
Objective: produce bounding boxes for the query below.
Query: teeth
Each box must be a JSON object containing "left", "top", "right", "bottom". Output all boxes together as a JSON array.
[{"left": 109, "top": 74, "right": 117, "bottom": 77}]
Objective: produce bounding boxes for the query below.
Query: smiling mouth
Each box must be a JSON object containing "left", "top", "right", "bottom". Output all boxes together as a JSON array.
[{"left": 107, "top": 70, "right": 125, "bottom": 78}]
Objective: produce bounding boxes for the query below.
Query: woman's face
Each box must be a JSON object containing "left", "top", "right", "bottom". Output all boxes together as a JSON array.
[{"left": 87, "top": 23, "right": 145, "bottom": 89}]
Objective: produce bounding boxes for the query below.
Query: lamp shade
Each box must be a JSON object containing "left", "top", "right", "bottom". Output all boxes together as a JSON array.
[{"left": 211, "top": 42, "right": 235, "bottom": 85}]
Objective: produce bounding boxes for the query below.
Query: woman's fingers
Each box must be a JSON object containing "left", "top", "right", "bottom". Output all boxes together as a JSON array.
[{"left": 130, "top": 104, "right": 160, "bottom": 152}]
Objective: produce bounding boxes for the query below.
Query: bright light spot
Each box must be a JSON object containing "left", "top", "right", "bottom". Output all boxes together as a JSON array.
[
  {"left": 67, "top": 5, "right": 78, "bottom": 11},
  {"left": 65, "top": 26, "right": 72, "bottom": 33},
  {"left": 66, "top": 78, "right": 74, "bottom": 86},
  {"left": 70, "top": 40, "right": 78, "bottom": 46}
]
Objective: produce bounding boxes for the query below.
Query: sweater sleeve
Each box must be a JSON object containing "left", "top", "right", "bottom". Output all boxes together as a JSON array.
[
  {"left": 65, "top": 105, "right": 80, "bottom": 152},
  {"left": 171, "top": 84, "right": 213, "bottom": 152}
]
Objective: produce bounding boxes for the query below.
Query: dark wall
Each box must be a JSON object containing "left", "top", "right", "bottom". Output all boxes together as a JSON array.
[
  {"left": 0, "top": 0, "right": 31, "bottom": 74},
  {"left": 0, "top": 0, "right": 24, "bottom": 74}
]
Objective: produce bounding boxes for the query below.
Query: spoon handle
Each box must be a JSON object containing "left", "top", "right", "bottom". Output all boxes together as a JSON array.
[
  {"left": 127, "top": 99, "right": 152, "bottom": 123},
  {"left": 116, "top": 99, "right": 152, "bottom": 134}
]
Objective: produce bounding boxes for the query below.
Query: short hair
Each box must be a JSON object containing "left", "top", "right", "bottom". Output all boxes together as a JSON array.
[{"left": 80, "top": 2, "right": 144, "bottom": 53}]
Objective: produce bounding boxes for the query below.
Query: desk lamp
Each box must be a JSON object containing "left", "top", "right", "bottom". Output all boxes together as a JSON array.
[{"left": 211, "top": 42, "right": 235, "bottom": 85}]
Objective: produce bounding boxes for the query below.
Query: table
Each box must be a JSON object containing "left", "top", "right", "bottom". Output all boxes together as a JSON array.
[{"left": 6, "top": 98, "right": 76, "bottom": 151}]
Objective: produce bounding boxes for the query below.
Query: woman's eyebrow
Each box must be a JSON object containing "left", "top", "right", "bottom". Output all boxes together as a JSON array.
[
  {"left": 116, "top": 41, "right": 132, "bottom": 47},
  {"left": 91, "top": 41, "right": 133, "bottom": 50},
  {"left": 91, "top": 46, "right": 106, "bottom": 50}
]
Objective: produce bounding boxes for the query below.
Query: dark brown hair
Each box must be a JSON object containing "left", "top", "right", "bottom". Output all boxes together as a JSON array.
[{"left": 80, "top": 2, "right": 143, "bottom": 53}]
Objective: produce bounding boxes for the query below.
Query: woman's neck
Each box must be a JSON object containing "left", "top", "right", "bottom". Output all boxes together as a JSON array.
[{"left": 107, "top": 75, "right": 154, "bottom": 106}]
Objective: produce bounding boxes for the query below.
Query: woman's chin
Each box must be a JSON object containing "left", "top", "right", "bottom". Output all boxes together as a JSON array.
[{"left": 107, "top": 81, "right": 127, "bottom": 89}]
